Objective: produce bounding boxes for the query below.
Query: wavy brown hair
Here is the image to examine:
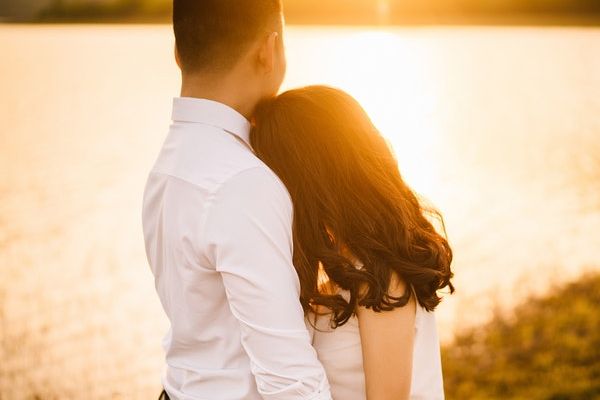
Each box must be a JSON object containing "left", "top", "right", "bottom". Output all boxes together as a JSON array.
[{"left": 251, "top": 86, "right": 454, "bottom": 327}]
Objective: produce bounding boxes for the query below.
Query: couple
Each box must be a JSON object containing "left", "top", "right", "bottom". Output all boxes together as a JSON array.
[{"left": 142, "top": 1, "right": 454, "bottom": 399}]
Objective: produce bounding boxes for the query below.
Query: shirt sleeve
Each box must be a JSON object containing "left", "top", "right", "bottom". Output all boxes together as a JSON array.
[{"left": 202, "top": 166, "right": 332, "bottom": 400}]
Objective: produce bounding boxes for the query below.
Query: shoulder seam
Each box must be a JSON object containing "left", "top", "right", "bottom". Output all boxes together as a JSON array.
[{"left": 149, "top": 166, "right": 267, "bottom": 193}]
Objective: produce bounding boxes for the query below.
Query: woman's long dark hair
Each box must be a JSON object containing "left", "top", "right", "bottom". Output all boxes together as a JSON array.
[{"left": 251, "top": 86, "right": 454, "bottom": 327}]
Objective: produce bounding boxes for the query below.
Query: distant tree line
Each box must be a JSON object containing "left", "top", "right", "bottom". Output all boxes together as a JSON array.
[
  {"left": 285, "top": 0, "right": 600, "bottom": 24},
  {"left": 38, "top": 0, "right": 169, "bottom": 21},
  {"left": 37, "top": 0, "right": 600, "bottom": 23}
]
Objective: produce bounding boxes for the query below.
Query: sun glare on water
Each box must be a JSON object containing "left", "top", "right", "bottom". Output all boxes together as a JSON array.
[
  {"left": 285, "top": 28, "right": 443, "bottom": 198},
  {"left": 377, "top": 0, "right": 392, "bottom": 24}
]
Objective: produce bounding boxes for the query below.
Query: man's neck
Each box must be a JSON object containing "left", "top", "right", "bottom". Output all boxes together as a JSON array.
[{"left": 180, "top": 73, "right": 257, "bottom": 120}]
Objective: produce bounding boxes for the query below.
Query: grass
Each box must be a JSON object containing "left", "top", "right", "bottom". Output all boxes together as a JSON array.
[{"left": 442, "top": 271, "right": 600, "bottom": 399}]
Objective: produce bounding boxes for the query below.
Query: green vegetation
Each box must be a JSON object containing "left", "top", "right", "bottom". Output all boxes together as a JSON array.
[
  {"left": 29, "top": 0, "right": 600, "bottom": 24},
  {"left": 442, "top": 272, "right": 600, "bottom": 400},
  {"left": 38, "top": 0, "right": 170, "bottom": 22}
]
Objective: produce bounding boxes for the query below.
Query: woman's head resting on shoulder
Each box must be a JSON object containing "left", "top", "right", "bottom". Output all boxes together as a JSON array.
[{"left": 251, "top": 85, "right": 454, "bottom": 327}]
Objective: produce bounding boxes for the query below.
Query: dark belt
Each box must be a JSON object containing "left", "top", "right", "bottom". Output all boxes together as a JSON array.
[{"left": 158, "top": 389, "right": 170, "bottom": 400}]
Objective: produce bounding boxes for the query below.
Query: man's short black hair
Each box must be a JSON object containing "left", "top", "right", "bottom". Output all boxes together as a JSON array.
[{"left": 173, "top": 0, "right": 282, "bottom": 73}]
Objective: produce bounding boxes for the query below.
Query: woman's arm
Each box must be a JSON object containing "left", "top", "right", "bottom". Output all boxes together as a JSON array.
[{"left": 357, "top": 274, "right": 416, "bottom": 400}]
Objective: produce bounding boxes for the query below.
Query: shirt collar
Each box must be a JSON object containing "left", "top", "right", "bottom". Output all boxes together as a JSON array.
[{"left": 171, "top": 97, "right": 252, "bottom": 147}]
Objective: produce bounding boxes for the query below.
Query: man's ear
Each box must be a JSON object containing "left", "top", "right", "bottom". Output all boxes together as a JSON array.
[
  {"left": 174, "top": 44, "right": 182, "bottom": 69},
  {"left": 257, "top": 32, "right": 279, "bottom": 74}
]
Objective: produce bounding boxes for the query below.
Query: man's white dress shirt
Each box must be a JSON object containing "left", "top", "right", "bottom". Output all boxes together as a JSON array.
[{"left": 142, "top": 97, "right": 332, "bottom": 400}]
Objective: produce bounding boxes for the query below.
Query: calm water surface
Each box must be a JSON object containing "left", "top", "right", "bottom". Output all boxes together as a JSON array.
[{"left": 1, "top": 24, "right": 599, "bottom": 399}]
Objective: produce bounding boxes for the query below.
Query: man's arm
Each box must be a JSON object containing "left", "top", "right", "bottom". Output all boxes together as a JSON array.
[{"left": 202, "top": 166, "right": 332, "bottom": 400}]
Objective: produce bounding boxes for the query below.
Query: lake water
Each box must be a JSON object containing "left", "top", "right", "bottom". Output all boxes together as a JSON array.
[{"left": 0, "top": 24, "right": 599, "bottom": 399}]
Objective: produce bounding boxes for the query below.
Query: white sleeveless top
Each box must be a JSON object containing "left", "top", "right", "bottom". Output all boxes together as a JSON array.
[{"left": 307, "top": 286, "right": 445, "bottom": 400}]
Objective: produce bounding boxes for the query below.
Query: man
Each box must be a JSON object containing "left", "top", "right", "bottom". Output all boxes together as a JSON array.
[{"left": 142, "top": 1, "right": 332, "bottom": 399}]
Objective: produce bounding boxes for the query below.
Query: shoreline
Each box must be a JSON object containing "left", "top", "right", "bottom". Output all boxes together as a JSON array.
[{"left": 2, "top": 14, "right": 600, "bottom": 27}]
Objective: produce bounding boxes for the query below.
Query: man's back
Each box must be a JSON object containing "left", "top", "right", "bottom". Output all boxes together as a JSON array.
[{"left": 142, "top": 98, "right": 330, "bottom": 399}]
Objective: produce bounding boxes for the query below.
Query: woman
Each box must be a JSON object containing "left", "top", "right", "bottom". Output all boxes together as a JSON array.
[{"left": 250, "top": 86, "right": 455, "bottom": 400}]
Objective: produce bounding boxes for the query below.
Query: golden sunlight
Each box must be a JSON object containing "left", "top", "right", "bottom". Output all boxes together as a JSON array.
[
  {"left": 2, "top": 0, "right": 600, "bottom": 396},
  {"left": 285, "top": 29, "right": 442, "bottom": 196},
  {"left": 377, "top": 0, "right": 391, "bottom": 24}
]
